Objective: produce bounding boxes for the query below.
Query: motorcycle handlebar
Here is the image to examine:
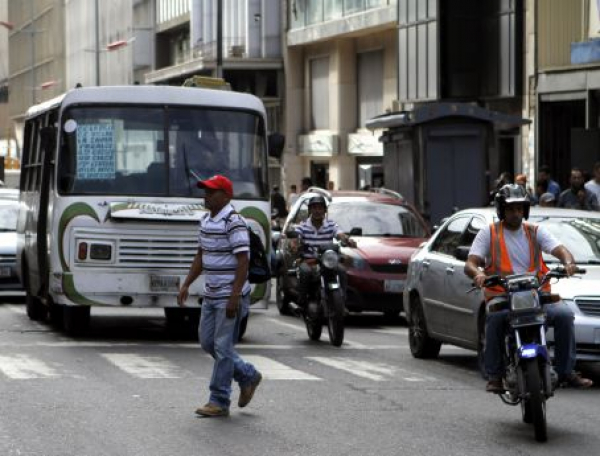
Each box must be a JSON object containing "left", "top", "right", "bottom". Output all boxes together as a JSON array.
[{"left": 467, "top": 267, "right": 585, "bottom": 293}]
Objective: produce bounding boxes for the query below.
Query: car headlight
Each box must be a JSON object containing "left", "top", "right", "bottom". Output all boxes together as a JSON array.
[
  {"left": 321, "top": 250, "right": 339, "bottom": 269},
  {"left": 342, "top": 250, "right": 368, "bottom": 270}
]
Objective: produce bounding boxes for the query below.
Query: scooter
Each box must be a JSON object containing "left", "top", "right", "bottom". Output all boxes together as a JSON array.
[{"left": 473, "top": 267, "right": 585, "bottom": 442}]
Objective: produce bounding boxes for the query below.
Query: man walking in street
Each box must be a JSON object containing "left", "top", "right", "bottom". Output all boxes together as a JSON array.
[{"left": 178, "top": 175, "right": 262, "bottom": 417}]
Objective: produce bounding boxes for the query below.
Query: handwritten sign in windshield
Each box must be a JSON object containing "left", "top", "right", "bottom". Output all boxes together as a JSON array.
[{"left": 76, "top": 124, "right": 116, "bottom": 180}]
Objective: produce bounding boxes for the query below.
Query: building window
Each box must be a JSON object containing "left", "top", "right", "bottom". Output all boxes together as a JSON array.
[
  {"left": 357, "top": 50, "right": 384, "bottom": 128},
  {"left": 310, "top": 57, "right": 330, "bottom": 130}
]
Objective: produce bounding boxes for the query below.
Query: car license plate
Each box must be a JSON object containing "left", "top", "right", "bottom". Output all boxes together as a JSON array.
[
  {"left": 150, "top": 275, "right": 180, "bottom": 292},
  {"left": 0, "top": 267, "right": 11, "bottom": 277},
  {"left": 384, "top": 280, "right": 404, "bottom": 293}
]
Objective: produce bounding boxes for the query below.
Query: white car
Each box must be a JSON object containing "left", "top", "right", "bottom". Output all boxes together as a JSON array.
[
  {"left": 403, "top": 206, "right": 600, "bottom": 364},
  {"left": 0, "top": 199, "right": 24, "bottom": 298}
]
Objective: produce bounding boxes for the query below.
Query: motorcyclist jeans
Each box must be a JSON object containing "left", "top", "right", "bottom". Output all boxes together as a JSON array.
[
  {"left": 484, "top": 301, "right": 576, "bottom": 379},
  {"left": 199, "top": 294, "right": 259, "bottom": 409},
  {"left": 297, "top": 262, "right": 347, "bottom": 307}
]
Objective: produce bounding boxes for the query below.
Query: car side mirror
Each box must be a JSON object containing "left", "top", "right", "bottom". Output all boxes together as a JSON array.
[
  {"left": 455, "top": 246, "right": 470, "bottom": 262},
  {"left": 349, "top": 227, "right": 362, "bottom": 236}
]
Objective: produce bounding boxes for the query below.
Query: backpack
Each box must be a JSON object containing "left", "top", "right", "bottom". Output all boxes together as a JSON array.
[{"left": 224, "top": 211, "right": 271, "bottom": 284}]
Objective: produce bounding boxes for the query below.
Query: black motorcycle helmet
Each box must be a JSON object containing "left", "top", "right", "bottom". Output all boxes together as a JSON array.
[
  {"left": 307, "top": 195, "right": 327, "bottom": 210},
  {"left": 494, "top": 184, "right": 530, "bottom": 220}
]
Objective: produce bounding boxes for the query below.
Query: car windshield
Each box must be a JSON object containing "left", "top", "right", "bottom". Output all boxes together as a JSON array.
[
  {"left": 327, "top": 201, "right": 427, "bottom": 237},
  {"left": 0, "top": 201, "right": 18, "bottom": 232},
  {"left": 530, "top": 216, "right": 600, "bottom": 264}
]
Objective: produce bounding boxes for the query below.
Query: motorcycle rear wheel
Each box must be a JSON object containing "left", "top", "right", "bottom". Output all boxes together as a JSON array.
[
  {"left": 327, "top": 289, "right": 345, "bottom": 347},
  {"left": 523, "top": 358, "right": 547, "bottom": 442}
]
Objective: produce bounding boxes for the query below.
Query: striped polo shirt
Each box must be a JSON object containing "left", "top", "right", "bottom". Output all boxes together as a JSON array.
[
  {"left": 295, "top": 217, "right": 340, "bottom": 258},
  {"left": 198, "top": 203, "right": 251, "bottom": 299}
]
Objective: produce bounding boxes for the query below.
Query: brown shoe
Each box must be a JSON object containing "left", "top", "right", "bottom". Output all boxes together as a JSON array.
[
  {"left": 560, "top": 372, "right": 593, "bottom": 388},
  {"left": 486, "top": 379, "right": 504, "bottom": 393},
  {"left": 239, "top": 372, "right": 262, "bottom": 408},
  {"left": 195, "top": 403, "right": 229, "bottom": 417}
]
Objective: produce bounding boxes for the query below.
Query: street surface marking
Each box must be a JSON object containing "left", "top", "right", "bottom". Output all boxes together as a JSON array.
[
  {"left": 0, "top": 354, "right": 59, "bottom": 379},
  {"left": 373, "top": 328, "right": 409, "bottom": 335},
  {"left": 101, "top": 353, "right": 184, "bottom": 378},
  {"left": 307, "top": 357, "right": 394, "bottom": 381},
  {"left": 266, "top": 317, "right": 374, "bottom": 347},
  {"left": 241, "top": 355, "right": 321, "bottom": 380},
  {"left": 307, "top": 356, "right": 436, "bottom": 382}
]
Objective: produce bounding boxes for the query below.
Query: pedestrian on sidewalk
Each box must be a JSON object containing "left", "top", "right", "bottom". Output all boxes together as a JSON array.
[{"left": 178, "top": 174, "right": 262, "bottom": 417}]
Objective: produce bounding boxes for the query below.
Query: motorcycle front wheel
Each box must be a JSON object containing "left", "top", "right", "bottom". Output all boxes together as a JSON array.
[
  {"left": 327, "top": 289, "right": 345, "bottom": 347},
  {"left": 523, "top": 358, "right": 547, "bottom": 442},
  {"left": 304, "top": 302, "right": 322, "bottom": 341}
]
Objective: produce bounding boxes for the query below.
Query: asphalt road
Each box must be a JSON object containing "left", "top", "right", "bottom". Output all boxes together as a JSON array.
[{"left": 0, "top": 294, "right": 599, "bottom": 456}]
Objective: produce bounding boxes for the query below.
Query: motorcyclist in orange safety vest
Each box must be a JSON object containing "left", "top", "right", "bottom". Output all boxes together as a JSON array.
[{"left": 464, "top": 184, "right": 592, "bottom": 393}]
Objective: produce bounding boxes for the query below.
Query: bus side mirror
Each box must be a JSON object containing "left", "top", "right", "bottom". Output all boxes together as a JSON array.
[{"left": 268, "top": 133, "right": 285, "bottom": 159}]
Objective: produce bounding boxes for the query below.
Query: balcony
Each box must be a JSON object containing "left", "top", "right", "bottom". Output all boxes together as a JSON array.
[{"left": 288, "top": 0, "right": 397, "bottom": 46}]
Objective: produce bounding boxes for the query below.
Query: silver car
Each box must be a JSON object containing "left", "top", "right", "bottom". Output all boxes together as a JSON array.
[
  {"left": 403, "top": 206, "right": 600, "bottom": 364},
  {"left": 0, "top": 198, "right": 24, "bottom": 298}
]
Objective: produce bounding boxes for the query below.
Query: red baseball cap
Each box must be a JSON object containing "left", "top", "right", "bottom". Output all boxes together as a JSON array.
[{"left": 197, "top": 175, "right": 233, "bottom": 197}]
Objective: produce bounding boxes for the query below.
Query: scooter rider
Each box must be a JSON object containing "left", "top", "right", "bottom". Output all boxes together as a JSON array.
[
  {"left": 294, "top": 195, "right": 356, "bottom": 310},
  {"left": 464, "top": 184, "right": 593, "bottom": 393}
]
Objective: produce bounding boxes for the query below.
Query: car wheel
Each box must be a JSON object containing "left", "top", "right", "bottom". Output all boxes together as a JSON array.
[
  {"left": 408, "top": 295, "right": 441, "bottom": 359},
  {"left": 276, "top": 274, "right": 293, "bottom": 315}
]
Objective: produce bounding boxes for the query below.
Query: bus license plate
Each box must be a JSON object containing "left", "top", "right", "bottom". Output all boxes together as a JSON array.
[
  {"left": 384, "top": 280, "right": 404, "bottom": 293},
  {"left": 150, "top": 275, "right": 180, "bottom": 292}
]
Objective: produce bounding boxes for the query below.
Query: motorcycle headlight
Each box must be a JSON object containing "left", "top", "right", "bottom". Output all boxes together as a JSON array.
[
  {"left": 511, "top": 290, "right": 539, "bottom": 311},
  {"left": 321, "top": 250, "right": 339, "bottom": 269}
]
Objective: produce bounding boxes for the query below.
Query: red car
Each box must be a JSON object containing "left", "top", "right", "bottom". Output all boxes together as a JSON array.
[{"left": 275, "top": 189, "right": 430, "bottom": 318}]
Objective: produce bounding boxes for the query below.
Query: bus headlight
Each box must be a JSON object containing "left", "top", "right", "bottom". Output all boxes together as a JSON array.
[
  {"left": 90, "top": 243, "right": 113, "bottom": 261},
  {"left": 76, "top": 240, "right": 115, "bottom": 263}
]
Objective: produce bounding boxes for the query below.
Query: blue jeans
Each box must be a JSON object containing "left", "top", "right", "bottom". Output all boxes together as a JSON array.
[
  {"left": 199, "top": 294, "right": 258, "bottom": 409},
  {"left": 485, "top": 301, "right": 576, "bottom": 379}
]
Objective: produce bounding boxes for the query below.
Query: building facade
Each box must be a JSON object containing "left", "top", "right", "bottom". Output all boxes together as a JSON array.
[
  {"left": 7, "top": 0, "right": 152, "bottom": 154},
  {"left": 284, "top": 0, "right": 397, "bottom": 192},
  {"left": 144, "top": 0, "right": 285, "bottom": 188},
  {"left": 535, "top": 0, "right": 600, "bottom": 188}
]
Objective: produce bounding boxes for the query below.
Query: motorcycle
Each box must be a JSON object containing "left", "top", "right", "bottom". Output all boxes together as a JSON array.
[
  {"left": 473, "top": 267, "right": 585, "bottom": 442},
  {"left": 286, "top": 231, "right": 346, "bottom": 347}
]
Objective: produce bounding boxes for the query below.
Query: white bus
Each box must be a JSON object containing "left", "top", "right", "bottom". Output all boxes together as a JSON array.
[{"left": 17, "top": 85, "right": 278, "bottom": 334}]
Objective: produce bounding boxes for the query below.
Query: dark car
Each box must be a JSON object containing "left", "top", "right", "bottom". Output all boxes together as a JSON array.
[{"left": 274, "top": 188, "right": 430, "bottom": 318}]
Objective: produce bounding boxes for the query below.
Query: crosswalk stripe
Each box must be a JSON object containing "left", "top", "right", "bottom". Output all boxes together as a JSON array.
[
  {"left": 307, "top": 357, "right": 394, "bottom": 381},
  {"left": 307, "top": 356, "right": 436, "bottom": 382},
  {"left": 242, "top": 355, "right": 321, "bottom": 380},
  {"left": 101, "top": 353, "right": 184, "bottom": 379},
  {"left": 0, "top": 354, "right": 59, "bottom": 379}
]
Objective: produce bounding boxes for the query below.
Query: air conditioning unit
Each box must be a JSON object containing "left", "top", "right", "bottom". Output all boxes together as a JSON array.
[{"left": 229, "top": 45, "right": 245, "bottom": 57}]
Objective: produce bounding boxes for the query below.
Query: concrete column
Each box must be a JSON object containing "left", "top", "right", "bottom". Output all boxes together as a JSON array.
[
  {"left": 283, "top": 46, "right": 305, "bottom": 191},
  {"left": 332, "top": 39, "right": 357, "bottom": 191}
]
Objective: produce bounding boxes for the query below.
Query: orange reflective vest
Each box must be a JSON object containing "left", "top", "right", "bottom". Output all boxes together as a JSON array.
[{"left": 484, "top": 221, "right": 550, "bottom": 300}]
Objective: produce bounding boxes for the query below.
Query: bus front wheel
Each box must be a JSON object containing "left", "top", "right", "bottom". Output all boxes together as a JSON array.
[{"left": 63, "top": 306, "right": 91, "bottom": 336}]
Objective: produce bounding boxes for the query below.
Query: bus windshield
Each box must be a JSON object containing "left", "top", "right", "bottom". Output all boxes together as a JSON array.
[{"left": 57, "top": 105, "right": 267, "bottom": 199}]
